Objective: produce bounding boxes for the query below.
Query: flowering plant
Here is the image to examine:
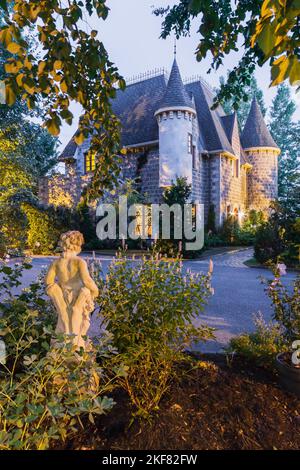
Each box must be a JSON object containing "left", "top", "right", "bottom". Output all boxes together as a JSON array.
[{"left": 263, "top": 264, "right": 300, "bottom": 342}]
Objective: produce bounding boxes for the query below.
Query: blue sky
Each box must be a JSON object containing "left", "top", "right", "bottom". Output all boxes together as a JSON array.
[{"left": 58, "top": 0, "right": 300, "bottom": 150}]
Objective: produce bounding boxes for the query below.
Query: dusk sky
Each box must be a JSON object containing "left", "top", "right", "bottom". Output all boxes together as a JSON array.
[{"left": 58, "top": 0, "right": 300, "bottom": 150}]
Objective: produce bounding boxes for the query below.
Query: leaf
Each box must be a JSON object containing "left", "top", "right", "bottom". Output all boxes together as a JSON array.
[
  {"left": 0, "top": 27, "right": 12, "bottom": 46},
  {"left": 289, "top": 56, "right": 300, "bottom": 85},
  {"left": 74, "top": 132, "right": 86, "bottom": 145},
  {"left": 46, "top": 118, "right": 60, "bottom": 136},
  {"left": 0, "top": 0, "right": 7, "bottom": 11},
  {"left": 60, "top": 109, "right": 73, "bottom": 124},
  {"left": 5, "top": 83, "right": 16, "bottom": 106},
  {"left": 188, "top": 0, "right": 202, "bottom": 14},
  {"left": 256, "top": 21, "right": 276, "bottom": 56},
  {"left": 7, "top": 42, "right": 21, "bottom": 54},
  {"left": 54, "top": 60, "right": 63, "bottom": 70},
  {"left": 16, "top": 73, "right": 24, "bottom": 87},
  {"left": 271, "top": 55, "right": 291, "bottom": 85},
  {"left": 60, "top": 80, "right": 68, "bottom": 93},
  {"left": 38, "top": 61, "right": 46, "bottom": 74}
]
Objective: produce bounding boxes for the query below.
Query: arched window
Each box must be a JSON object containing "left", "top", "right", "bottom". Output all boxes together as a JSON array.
[{"left": 84, "top": 153, "right": 96, "bottom": 173}]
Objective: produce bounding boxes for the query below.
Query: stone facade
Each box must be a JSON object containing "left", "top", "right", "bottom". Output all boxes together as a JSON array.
[
  {"left": 39, "top": 61, "right": 280, "bottom": 229},
  {"left": 245, "top": 148, "right": 279, "bottom": 212}
]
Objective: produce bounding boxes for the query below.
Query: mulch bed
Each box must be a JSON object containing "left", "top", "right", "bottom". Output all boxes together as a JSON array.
[{"left": 67, "top": 355, "right": 300, "bottom": 450}]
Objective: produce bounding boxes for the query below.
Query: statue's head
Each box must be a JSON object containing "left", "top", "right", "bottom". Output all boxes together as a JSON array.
[{"left": 59, "top": 231, "right": 84, "bottom": 255}]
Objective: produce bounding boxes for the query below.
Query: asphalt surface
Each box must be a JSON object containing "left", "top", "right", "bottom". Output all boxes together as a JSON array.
[{"left": 2, "top": 248, "right": 297, "bottom": 352}]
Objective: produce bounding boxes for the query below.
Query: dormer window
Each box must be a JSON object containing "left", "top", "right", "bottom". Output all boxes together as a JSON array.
[{"left": 85, "top": 153, "right": 96, "bottom": 173}]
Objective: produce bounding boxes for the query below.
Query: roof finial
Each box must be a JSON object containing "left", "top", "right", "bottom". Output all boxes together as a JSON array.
[{"left": 174, "top": 36, "right": 177, "bottom": 58}]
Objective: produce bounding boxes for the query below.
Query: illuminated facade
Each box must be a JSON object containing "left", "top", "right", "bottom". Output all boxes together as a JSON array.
[{"left": 39, "top": 59, "right": 280, "bottom": 227}]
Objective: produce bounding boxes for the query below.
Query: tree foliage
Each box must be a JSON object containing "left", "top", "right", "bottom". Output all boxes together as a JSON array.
[
  {"left": 0, "top": 0, "right": 125, "bottom": 200},
  {"left": 269, "top": 83, "right": 300, "bottom": 212},
  {"left": 220, "top": 74, "right": 266, "bottom": 129},
  {"left": 154, "top": 0, "right": 300, "bottom": 108}
]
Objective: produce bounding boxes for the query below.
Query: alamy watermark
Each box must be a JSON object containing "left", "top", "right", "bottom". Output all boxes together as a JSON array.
[
  {"left": 95, "top": 196, "right": 205, "bottom": 251},
  {"left": 0, "top": 80, "right": 5, "bottom": 105},
  {"left": 292, "top": 340, "right": 300, "bottom": 366}
]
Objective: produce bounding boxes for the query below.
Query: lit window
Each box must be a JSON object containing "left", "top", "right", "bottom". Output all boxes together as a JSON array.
[
  {"left": 85, "top": 153, "right": 96, "bottom": 173},
  {"left": 134, "top": 205, "right": 152, "bottom": 238},
  {"left": 188, "top": 133, "right": 193, "bottom": 154}
]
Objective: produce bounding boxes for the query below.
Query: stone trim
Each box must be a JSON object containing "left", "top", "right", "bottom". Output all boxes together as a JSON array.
[
  {"left": 154, "top": 105, "right": 197, "bottom": 117},
  {"left": 244, "top": 146, "right": 281, "bottom": 156}
]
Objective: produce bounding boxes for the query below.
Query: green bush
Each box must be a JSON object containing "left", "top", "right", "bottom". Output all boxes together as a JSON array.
[
  {"left": 227, "top": 313, "right": 288, "bottom": 369},
  {"left": 0, "top": 261, "right": 56, "bottom": 370},
  {"left": 0, "top": 337, "right": 117, "bottom": 450},
  {"left": 0, "top": 261, "right": 123, "bottom": 450},
  {"left": 254, "top": 222, "right": 286, "bottom": 263},
  {"left": 254, "top": 202, "right": 299, "bottom": 265},
  {"left": 218, "top": 215, "right": 256, "bottom": 247},
  {"left": 263, "top": 268, "right": 300, "bottom": 342},
  {"left": 22, "top": 203, "right": 78, "bottom": 254},
  {"left": 0, "top": 232, "right": 6, "bottom": 258},
  {"left": 204, "top": 233, "right": 226, "bottom": 248},
  {"left": 98, "top": 252, "right": 214, "bottom": 417}
]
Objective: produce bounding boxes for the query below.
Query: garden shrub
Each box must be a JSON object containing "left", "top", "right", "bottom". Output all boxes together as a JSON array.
[
  {"left": 0, "top": 261, "right": 124, "bottom": 450},
  {"left": 218, "top": 214, "right": 256, "bottom": 247},
  {"left": 0, "top": 337, "right": 118, "bottom": 450},
  {"left": 0, "top": 261, "right": 57, "bottom": 370},
  {"left": 227, "top": 313, "right": 288, "bottom": 369},
  {"left": 254, "top": 202, "right": 299, "bottom": 265},
  {"left": 0, "top": 231, "right": 6, "bottom": 258},
  {"left": 228, "top": 266, "right": 300, "bottom": 368},
  {"left": 254, "top": 222, "right": 286, "bottom": 264},
  {"left": 263, "top": 267, "right": 300, "bottom": 342},
  {"left": 98, "top": 252, "right": 214, "bottom": 417},
  {"left": 22, "top": 203, "right": 78, "bottom": 254}
]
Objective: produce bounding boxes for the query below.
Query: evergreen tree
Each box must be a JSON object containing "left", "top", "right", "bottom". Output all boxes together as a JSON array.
[
  {"left": 269, "top": 84, "right": 300, "bottom": 214},
  {"left": 220, "top": 75, "right": 266, "bottom": 130}
]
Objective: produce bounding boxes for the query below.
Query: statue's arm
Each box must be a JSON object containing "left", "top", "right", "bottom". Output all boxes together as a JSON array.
[
  {"left": 45, "top": 261, "right": 57, "bottom": 291},
  {"left": 78, "top": 259, "right": 99, "bottom": 298}
]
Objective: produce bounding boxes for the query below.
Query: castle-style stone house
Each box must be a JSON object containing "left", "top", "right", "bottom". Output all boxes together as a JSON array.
[{"left": 39, "top": 59, "right": 280, "bottom": 227}]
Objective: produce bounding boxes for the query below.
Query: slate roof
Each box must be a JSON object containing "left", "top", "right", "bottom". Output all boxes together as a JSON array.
[
  {"left": 112, "top": 74, "right": 167, "bottom": 146},
  {"left": 241, "top": 98, "right": 279, "bottom": 149},
  {"left": 157, "top": 59, "right": 194, "bottom": 110},
  {"left": 185, "top": 80, "right": 234, "bottom": 154},
  {"left": 221, "top": 114, "right": 236, "bottom": 142},
  {"left": 60, "top": 66, "right": 274, "bottom": 160},
  {"left": 60, "top": 134, "right": 77, "bottom": 160}
]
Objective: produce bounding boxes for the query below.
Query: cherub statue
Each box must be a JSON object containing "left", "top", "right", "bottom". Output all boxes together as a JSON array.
[{"left": 45, "top": 231, "right": 99, "bottom": 350}]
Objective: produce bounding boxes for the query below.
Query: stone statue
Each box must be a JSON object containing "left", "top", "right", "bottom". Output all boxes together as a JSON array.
[{"left": 45, "top": 231, "right": 99, "bottom": 350}]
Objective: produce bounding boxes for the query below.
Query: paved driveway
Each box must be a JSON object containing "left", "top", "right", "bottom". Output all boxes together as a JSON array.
[{"left": 2, "top": 248, "right": 296, "bottom": 352}]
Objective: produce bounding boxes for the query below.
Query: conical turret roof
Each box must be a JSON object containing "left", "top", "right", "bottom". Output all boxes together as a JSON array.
[
  {"left": 158, "top": 58, "right": 194, "bottom": 110},
  {"left": 241, "top": 98, "right": 279, "bottom": 150}
]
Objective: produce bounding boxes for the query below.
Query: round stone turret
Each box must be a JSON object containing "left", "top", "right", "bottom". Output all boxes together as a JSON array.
[
  {"left": 241, "top": 98, "right": 280, "bottom": 213},
  {"left": 155, "top": 59, "right": 197, "bottom": 188}
]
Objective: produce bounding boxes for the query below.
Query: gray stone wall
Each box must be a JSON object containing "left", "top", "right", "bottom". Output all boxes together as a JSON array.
[
  {"left": 220, "top": 155, "right": 246, "bottom": 221},
  {"left": 209, "top": 155, "right": 221, "bottom": 226},
  {"left": 246, "top": 149, "right": 279, "bottom": 213}
]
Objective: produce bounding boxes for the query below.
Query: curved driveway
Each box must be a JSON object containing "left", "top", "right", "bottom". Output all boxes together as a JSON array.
[{"left": 4, "top": 248, "right": 296, "bottom": 352}]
